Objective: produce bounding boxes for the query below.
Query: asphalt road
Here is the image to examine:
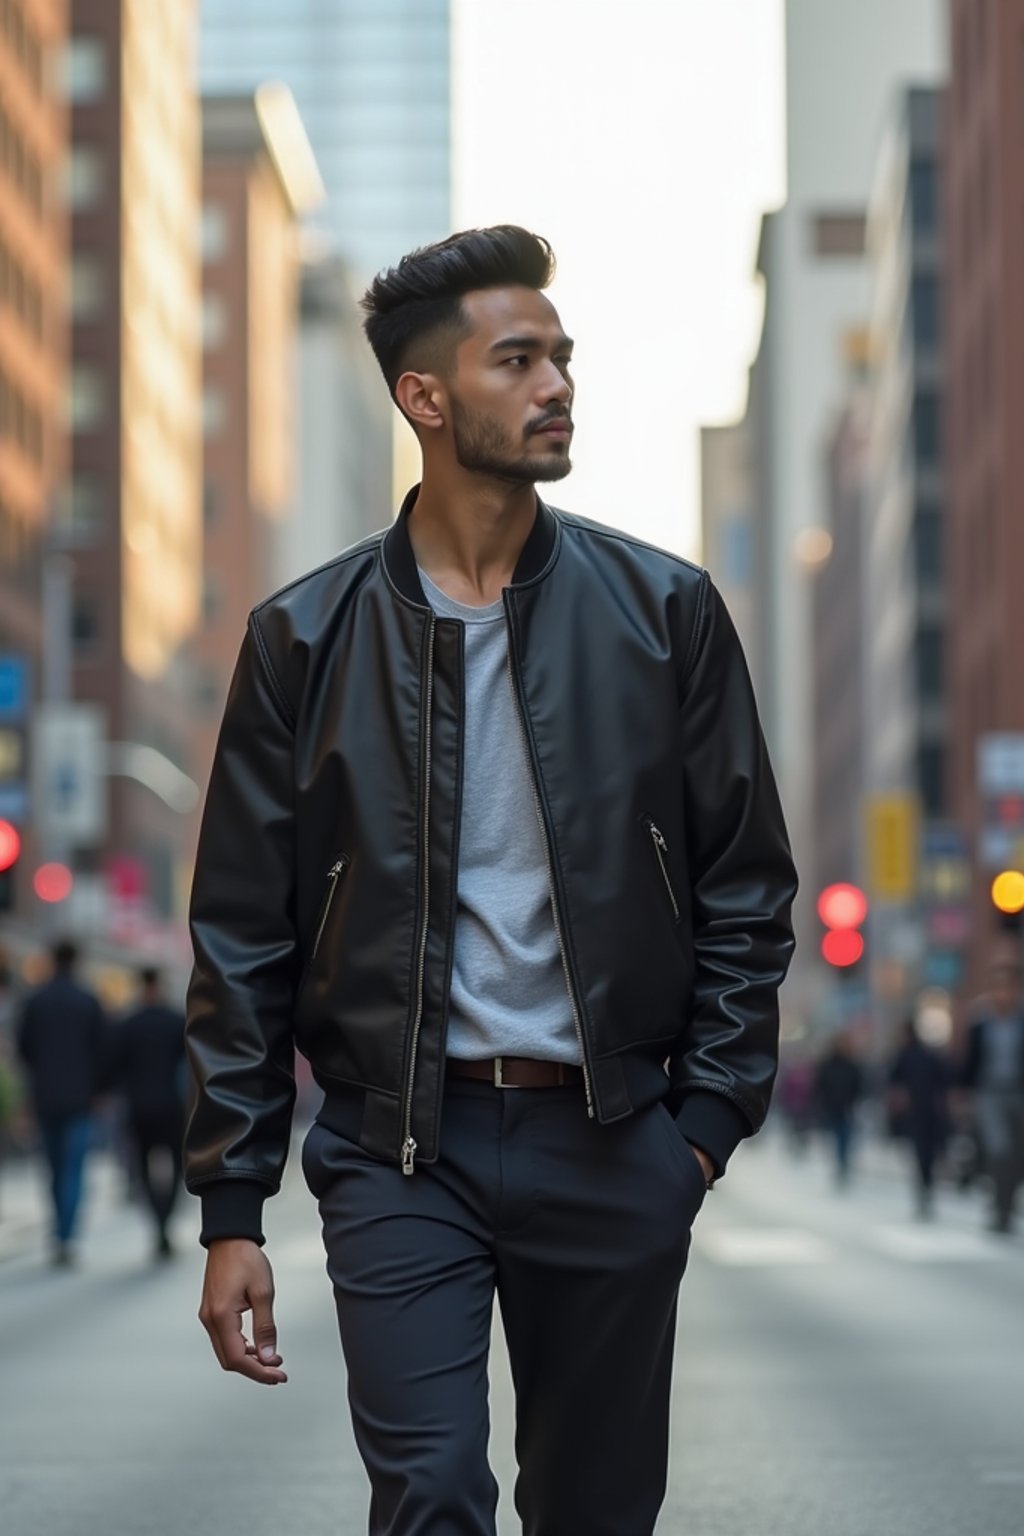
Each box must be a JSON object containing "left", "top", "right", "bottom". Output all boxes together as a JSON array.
[{"left": 1, "top": 1127, "right": 1021, "bottom": 1536}]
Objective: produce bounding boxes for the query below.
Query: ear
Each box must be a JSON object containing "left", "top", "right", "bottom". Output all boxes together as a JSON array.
[{"left": 395, "top": 371, "right": 446, "bottom": 433}]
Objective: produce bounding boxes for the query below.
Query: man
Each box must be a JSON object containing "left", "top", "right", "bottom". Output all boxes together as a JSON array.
[
  {"left": 186, "top": 226, "right": 797, "bottom": 1535},
  {"left": 17, "top": 939, "right": 107, "bottom": 1266},
  {"left": 112, "top": 966, "right": 186, "bottom": 1259},
  {"left": 961, "top": 946, "right": 1024, "bottom": 1234},
  {"left": 814, "top": 1030, "right": 864, "bottom": 1188}
]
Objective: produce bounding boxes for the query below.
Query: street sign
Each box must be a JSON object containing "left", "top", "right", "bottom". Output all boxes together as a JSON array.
[
  {"left": 32, "top": 704, "right": 107, "bottom": 845},
  {"left": 978, "top": 734, "right": 1024, "bottom": 870},
  {"left": 866, "top": 793, "right": 919, "bottom": 903},
  {"left": 0, "top": 656, "right": 29, "bottom": 723}
]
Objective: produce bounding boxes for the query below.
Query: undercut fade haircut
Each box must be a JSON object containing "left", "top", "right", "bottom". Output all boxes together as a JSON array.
[{"left": 361, "top": 225, "right": 555, "bottom": 400}]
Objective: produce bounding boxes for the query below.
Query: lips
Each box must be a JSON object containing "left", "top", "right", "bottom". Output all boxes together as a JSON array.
[{"left": 535, "top": 420, "right": 573, "bottom": 437}]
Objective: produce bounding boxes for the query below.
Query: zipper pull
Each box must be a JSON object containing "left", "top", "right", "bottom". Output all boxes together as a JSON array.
[
  {"left": 327, "top": 859, "right": 346, "bottom": 878},
  {"left": 401, "top": 1136, "right": 417, "bottom": 1176},
  {"left": 649, "top": 821, "right": 668, "bottom": 850}
]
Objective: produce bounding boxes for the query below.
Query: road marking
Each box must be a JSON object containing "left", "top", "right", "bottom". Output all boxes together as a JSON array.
[
  {"left": 695, "top": 1227, "right": 835, "bottom": 1265},
  {"left": 867, "top": 1226, "right": 998, "bottom": 1263}
]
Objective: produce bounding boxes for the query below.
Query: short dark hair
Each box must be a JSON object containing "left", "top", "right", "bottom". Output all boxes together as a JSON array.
[
  {"left": 361, "top": 225, "right": 555, "bottom": 398},
  {"left": 52, "top": 939, "right": 78, "bottom": 970}
]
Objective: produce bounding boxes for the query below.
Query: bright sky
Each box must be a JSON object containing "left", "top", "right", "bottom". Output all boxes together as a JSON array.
[{"left": 452, "top": 0, "right": 786, "bottom": 560}]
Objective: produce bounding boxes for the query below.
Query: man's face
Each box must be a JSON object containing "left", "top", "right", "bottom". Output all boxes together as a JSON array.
[{"left": 444, "top": 286, "right": 574, "bottom": 484}]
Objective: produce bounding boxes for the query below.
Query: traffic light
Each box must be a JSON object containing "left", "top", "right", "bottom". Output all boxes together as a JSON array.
[
  {"left": 818, "top": 882, "right": 868, "bottom": 969},
  {"left": 0, "top": 817, "right": 21, "bottom": 914}
]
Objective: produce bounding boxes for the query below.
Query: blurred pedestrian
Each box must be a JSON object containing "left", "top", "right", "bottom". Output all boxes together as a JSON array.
[
  {"left": 887, "top": 1015, "right": 951, "bottom": 1218},
  {"left": 184, "top": 225, "right": 798, "bottom": 1535},
  {"left": 16, "top": 939, "right": 107, "bottom": 1265},
  {"left": 961, "top": 947, "right": 1024, "bottom": 1234},
  {"left": 777, "top": 1052, "right": 816, "bottom": 1153},
  {"left": 815, "top": 1031, "right": 864, "bottom": 1186},
  {"left": 112, "top": 966, "right": 186, "bottom": 1260}
]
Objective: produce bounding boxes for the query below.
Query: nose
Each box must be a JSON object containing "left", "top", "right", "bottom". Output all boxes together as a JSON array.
[{"left": 538, "top": 358, "right": 572, "bottom": 407}]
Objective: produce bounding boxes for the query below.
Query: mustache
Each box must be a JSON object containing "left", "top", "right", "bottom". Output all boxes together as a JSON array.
[{"left": 525, "top": 409, "right": 573, "bottom": 437}]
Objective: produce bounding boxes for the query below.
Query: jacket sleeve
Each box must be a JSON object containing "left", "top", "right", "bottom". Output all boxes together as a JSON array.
[
  {"left": 184, "top": 613, "right": 300, "bottom": 1246},
  {"left": 668, "top": 573, "right": 798, "bottom": 1175}
]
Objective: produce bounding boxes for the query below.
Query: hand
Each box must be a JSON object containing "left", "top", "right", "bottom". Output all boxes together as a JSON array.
[
  {"left": 198, "top": 1239, "right": 287, "bottom": 1385},
  {"left": 687, "top": 1142, "right": 714, "bottom": 1185}
]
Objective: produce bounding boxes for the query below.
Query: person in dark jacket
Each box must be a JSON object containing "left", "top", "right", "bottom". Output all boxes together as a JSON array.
[
  {"left": 814, "top": 1032, "right": 864, "bottom": 1187},
  {"left": 112, "top": 966, "right": 186, "bottom": 1259},
  {"left": 185, "top": 226, "right": 798, "bottom": 1536},
  {"left": 888, "top": 1015, "right": 951, "bottom": 1218},
  {"left": 961, "top": 948, "right": 1024, "bottom": 1233},
  {"left": 16, "top": 939, "right": 107, "bottom": 1265}
]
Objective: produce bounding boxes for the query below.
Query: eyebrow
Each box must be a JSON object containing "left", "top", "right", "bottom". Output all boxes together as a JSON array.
[{"left": 489, "top": 333, "right": 574, "bottom": 355}]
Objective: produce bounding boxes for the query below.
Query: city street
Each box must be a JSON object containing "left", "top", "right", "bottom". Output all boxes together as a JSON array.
[{"left": 1, "top": 1127, "right": 1021, "bottom": 1535}]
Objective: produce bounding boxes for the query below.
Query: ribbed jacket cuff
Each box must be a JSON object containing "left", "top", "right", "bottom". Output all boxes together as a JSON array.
[
  {"left": 673, "top": 1092, "right": 751, "bottom": 1180},
  {"left": 197, "top": 1179, "right": 269, "bottom": 1248}
]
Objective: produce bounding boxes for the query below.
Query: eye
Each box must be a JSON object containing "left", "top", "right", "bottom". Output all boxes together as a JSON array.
[{"left": 503, "top": 355, "right": 529, "bottom": 368}]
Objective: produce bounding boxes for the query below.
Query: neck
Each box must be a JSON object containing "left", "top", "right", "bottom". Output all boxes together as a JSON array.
[{"left": 409, "top": 462, "right": 538, "bottom": 606}]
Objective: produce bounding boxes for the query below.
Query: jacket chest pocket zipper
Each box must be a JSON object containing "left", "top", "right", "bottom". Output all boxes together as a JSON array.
[
  {"left": 311, "top": 856, "right": 350, "bottom": 961},
  {"left": 645, "top": 820, "right": 680, "bottom": 923}
]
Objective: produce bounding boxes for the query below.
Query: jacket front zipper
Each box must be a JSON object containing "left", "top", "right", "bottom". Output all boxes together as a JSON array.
[
  {"left": 504, "top": 602, "right": 594, "bottom": 1116},
  {"left": 645, "top": 819, "right": 680, "bottom": 922},
  {"left": 401, "top": 616, "right": 436, "bottom": 1174},
  {"left": 311, "top": 857, "right": 349, "bottom": 961}
]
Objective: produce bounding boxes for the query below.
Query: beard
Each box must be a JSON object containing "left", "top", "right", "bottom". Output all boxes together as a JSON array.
[{"left": 451, "top": 399, "right": 573, "bottom": 484}]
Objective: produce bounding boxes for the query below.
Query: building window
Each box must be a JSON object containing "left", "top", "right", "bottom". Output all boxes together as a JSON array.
[
  {"left": 71, "top": 590, "right": 101, "bottom": 649},
  {"left": 65, "top": 146, "right": 105, "bottom": 210},
  {"left": 913, "top": 508, "right": 942, "bottom": 584},
  {"left": 67, "top": 474, "right": 104, "bottom": 535},
  {"left": 70, "top": 254, "right": 105, "bottom": 319},
  {"left": 201, "top": 292, "right": 227, "bottom": 350},
  {"left": 202, "top": 574, "right": 222, "bottom": 623},
  {"left": 200, "top": 204, "right": 228, "bottom": 263},
  {"left": 913, "top": 391, "right": 941, "bottom": 467},
  {"left": 915, "top": 626, "right": 944, "bottom": 703},
  {"left": 64, "top": 36, "right": 107, "bottom": 102},
  {"left": 202, "top": 478, "right": 222, "bottom": 527},
  {"left": 917, "top": 743, "right": 945, "bottom": 820},
  {"left": 69, "top": 366, "right": 106, "bottom": 430},
  {"left": 810, "top": 212, "right": 867, "bottom": 259},
  {"left": 202, "top": 385, "right": 226, "bottom": 437},
  {"left": 911, "top": 274, "right": 940, "bottom": 349},
  {"left": 909, "top": 160, "right": 938, "bottom": 235}
]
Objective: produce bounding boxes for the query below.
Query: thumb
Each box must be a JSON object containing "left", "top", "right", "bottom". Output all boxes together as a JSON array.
[{"left": 250, "top": 1282, "right": 280, "bottom": 1365}]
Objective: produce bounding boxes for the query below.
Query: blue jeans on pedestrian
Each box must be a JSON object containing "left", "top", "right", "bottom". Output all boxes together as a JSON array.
[{"left": 39, "top": 1112, "right": 93, "bottom": 1245}]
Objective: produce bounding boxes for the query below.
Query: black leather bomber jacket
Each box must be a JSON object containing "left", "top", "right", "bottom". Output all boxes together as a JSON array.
[{"left": 184, "top": 490, "right": 798, "bottom": 1245}]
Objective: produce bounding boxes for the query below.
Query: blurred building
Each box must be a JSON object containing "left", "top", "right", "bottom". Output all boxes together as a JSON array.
[
  {"left": 699, "top": 421, "right": 760, "bottom": 696},
  {"left": 810, "top": 334, "right": 872, "bottom": 906},
  {"left": 0, "top": 0, "right": 67, "bottom": 916},
  {"left": 189, "top": 89, "right": 322, "bottom": 851},
  {"left": 271, "top": 252, "right": 392, "bottom": 588},
  {"left": 198, "top": 0, "right": 452, "bottom": 281},
  {"left": 58, "top": 0, "right": 201, "bottom": 945},
  {"left": 946, "top": 0, "right": 1024, "bottom": 993},
  {"left": 752, "top": 0, "right": 947, "bottom": 1002}
]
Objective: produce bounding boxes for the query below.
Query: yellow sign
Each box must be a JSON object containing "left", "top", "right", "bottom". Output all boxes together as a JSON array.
[{"left": 866, "top": 794, "right": 919, "bottom": 903}]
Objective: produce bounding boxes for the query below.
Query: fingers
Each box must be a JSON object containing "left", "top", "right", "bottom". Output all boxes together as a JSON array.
[{"left": 198, "top": 1245, "right": 287, "bottom": 1386}]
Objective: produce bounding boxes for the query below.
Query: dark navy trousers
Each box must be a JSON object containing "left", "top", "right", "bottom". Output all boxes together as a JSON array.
[{"left": 302, "top": 1078, "right": 707, "bottom": 1536}]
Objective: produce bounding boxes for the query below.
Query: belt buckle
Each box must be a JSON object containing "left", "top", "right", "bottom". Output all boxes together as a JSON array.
[{"left": 493, "top": 1056, "right": 521, "bottom": 1089}]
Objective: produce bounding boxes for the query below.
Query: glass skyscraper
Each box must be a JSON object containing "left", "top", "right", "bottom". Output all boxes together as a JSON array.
[{"left": 199, "top": 0, "right": 451, "bottom": 278}]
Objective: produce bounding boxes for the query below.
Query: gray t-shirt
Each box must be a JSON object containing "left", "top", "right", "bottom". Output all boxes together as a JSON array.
[{"left": 418, "top": 569, "right": 579, "bottom": 1063}]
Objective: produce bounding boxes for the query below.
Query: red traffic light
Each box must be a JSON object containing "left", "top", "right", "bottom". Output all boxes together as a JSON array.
[
  {"left": 0, "top": 818, "right": 21, "bottom": 873},
  {"left": 34, "top": 863, "right": 73, "bottom": 904},
  {"left": 822, "top": 929, "right": 865, "bottom": 968},
  {"left": 817, "top": 882, "right": 868, "bottom": 931}
]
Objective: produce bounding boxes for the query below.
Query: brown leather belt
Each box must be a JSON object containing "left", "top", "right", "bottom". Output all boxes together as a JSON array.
[{"left": 447, "top": 1056, "right": 584, "bottom": 1089}]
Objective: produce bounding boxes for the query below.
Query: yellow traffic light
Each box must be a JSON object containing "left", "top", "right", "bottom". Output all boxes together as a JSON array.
[{"left": 991, "top": 870, "right": 1024, "bottom": 915}]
